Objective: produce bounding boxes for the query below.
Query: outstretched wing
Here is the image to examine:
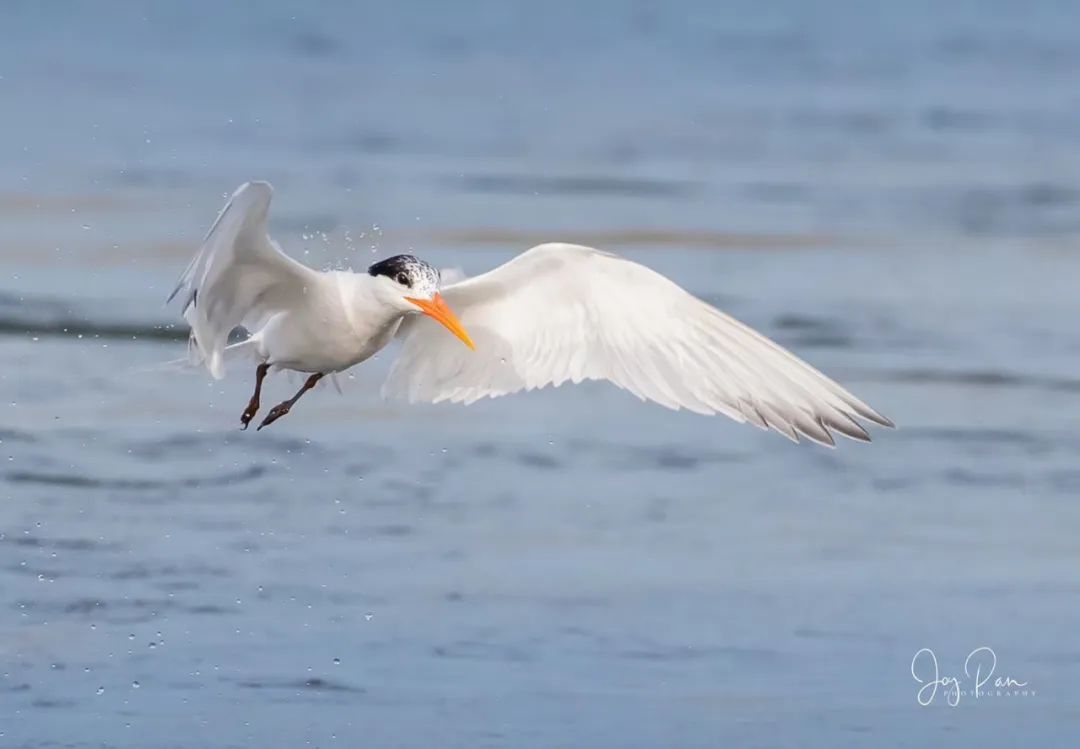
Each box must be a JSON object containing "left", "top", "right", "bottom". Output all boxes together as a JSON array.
[
  {"left": 383, "top": 243, "right": 892, "bottom": 445},
  {"left": 168, "top": 182, "right": 317, "bottom": 378}
]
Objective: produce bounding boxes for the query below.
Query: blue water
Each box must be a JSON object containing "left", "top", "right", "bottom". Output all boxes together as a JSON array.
[{"left": 2, "top": 2, "right": 1079, "bottom": 747}]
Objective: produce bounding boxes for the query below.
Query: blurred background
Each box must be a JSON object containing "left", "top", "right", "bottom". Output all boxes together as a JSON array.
[{"left": 2, "top": 1, "right": 1079, "bottom": 746}]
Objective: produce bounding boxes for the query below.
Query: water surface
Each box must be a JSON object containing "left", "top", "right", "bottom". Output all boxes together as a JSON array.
[{"left": 2, "top": 1, "right": 1079, "bottom": 746}]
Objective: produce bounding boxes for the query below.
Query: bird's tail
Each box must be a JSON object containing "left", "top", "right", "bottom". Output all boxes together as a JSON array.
[{"left": 143, "top": 336, "right": 261, "bottom": 376}]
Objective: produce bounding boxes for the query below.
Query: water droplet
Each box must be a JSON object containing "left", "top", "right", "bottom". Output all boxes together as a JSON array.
[
  {"left": 332, "top": 658, "right": 341, "bottom": 666},
  {"left": 132, "top": 681, "right": 140, "bottom": 689},
  {"left": 96, "top": 686, "right": 105, "bottom": 695}
]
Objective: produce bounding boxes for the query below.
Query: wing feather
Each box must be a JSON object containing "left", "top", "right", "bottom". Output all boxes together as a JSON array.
[
  {"left": 384, "top": 243, "right": 891, "bottom": 445},
  {"left": 167, "top": 182, "right": 317, "bottom": 378}
]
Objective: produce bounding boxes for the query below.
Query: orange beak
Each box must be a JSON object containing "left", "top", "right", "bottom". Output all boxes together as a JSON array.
[{"left": 404, "top": 292, "right": 476, "bottom": 351}]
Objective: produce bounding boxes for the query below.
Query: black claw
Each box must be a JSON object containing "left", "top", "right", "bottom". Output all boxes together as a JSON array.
[{"left": 256, "top": 405, "right": 289, "bottom": 431}]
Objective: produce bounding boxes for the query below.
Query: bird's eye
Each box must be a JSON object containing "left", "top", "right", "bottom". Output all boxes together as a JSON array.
[{"left": 396, "top": 272, "right": 411, "bottom": 287}]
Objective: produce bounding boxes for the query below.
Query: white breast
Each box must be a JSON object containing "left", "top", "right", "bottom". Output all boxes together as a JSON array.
[{"left": 258, "top": 271, "right": 402, "bottom": 373}]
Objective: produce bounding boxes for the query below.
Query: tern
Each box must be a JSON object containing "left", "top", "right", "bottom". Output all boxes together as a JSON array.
[{"left": 168, "top": 181, "right": 892, "bottom": 443}]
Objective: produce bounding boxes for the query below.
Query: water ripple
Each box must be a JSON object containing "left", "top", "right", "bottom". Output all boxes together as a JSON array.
[{"left": 5, "top": 465, "right": 267, "bottom": 490}]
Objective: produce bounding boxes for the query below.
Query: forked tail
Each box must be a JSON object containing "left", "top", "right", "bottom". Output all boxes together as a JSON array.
[{"left": 147, "top": 337, "right": 261, "bottom": 375}]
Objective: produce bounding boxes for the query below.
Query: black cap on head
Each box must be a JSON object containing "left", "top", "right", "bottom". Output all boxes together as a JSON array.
[{"left": 367, "top": 254, "right": 439, "bottom": 292}]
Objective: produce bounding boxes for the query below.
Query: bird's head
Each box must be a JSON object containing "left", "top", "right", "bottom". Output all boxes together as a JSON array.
[{"left": 368, "top": 254, "right": 475, "bottom": 350}]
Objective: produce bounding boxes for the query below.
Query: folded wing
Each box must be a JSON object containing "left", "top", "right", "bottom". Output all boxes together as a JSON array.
[
  {"left": 167, "top": 182, "right": 317, "bottom": 378},
  {"left": 384, "top": 243, "right": 891, "bottom": 445}
]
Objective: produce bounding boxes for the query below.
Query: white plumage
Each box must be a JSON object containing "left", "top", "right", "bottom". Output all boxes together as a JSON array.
[
  {"left": 387, "top": 244, "right": 891, "bottom": 445},
  {"left": 169, "top": 181, "right": 892, "bottom": 443},
  {"left": 168, "top": 182, "right": 320, "bottom": 378}
]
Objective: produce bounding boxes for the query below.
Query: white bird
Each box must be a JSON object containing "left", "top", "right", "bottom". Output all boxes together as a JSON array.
[{"left": 168, "top": 181, "right": 892, "bottom": 443}]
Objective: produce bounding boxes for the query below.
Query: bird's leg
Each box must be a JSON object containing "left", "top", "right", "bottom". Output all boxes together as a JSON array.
[
  {"left": 256, "top": 372, "right": 324, "bottom": 431},
  {"left": 240, "top": 363, "right": 270, "bottom": 430}
]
